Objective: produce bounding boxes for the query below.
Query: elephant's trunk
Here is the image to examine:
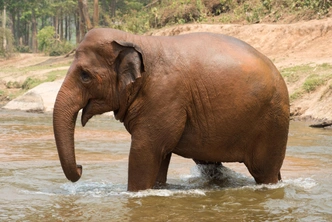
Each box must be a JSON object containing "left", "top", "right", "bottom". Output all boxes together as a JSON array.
[{"left": 53, "top": 87, "right": 82, "bottom": 182}]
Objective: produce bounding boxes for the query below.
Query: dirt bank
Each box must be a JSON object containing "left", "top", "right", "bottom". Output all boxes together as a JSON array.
[
  {"left": 0, "top": 54, "right": 72, "bottom": 106},
  {"left": 1, "top": 18, "right": 332, "bottom": 121},
  {"left": 149, "top": 18, "right": 332, "bottom": 121}
]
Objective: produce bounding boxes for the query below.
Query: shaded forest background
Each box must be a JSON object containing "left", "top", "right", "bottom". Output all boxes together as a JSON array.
[{"left": 0, "top": 0, "right": 331, "bottom": 57}]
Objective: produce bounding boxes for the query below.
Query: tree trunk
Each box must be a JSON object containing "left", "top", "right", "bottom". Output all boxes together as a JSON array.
[
  {"left": 54, "top": 14, "right": 58, "bottom": 40},
  {"left": 78, "top": 0, "right": 92, "bottom": 41},
  {"left": 68, "top": 15, "right": 71, "bottom": 41},
  {"left": 10, "top": 8, "right": 16, "bottom": 44},
  {"left": 31, "top": 9, "right": 37, "bottom": 53},
  {"left": 17, "top": 10, "right": 21, "bottom": 46},
  {"left": 3, "top": 5, "right": 7, "bottom": 51},
  {"left": 75, "top": 10, "right": 80, "bottom": 44},
  {"left": 65, "top": 16, "right": 68, "bottom": 40},
  {"left": 93, "top": 0, "right": 99, "bottom": 27},
  {"left": 24, "top": 21, "right": 29, "bottom": 46},
  {"left": 110, "top": 0, "right": 116, "bottom": 17},
  {"left": 310, "top": 122, "right": 332, "bottom": 128},
  {"left": 60, "top": 9, "right": 63, "bottom": 41}
]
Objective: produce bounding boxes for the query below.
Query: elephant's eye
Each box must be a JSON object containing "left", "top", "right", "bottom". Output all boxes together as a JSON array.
[{"left": 81, "top": 71, "right": 91, "bottom": 83}]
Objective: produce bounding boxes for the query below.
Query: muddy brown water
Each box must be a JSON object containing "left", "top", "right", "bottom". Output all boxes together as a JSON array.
[{"left": 0, "top": 110, "right": 331, "bottom": 221}]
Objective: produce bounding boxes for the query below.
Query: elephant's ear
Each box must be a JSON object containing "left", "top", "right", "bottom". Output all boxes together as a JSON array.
[{"left": 113, "top": 40, "right": 145, "bottom": 90}]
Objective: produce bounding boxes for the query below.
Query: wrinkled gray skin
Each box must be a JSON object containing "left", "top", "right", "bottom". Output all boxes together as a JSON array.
[{"left": 53, "top": 28, "right": 289, "bottom": 191}]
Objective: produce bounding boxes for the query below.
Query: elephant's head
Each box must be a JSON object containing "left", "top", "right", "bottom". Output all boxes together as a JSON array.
[{"left": 53, "top": 29, "right": 145, "bottom": 182}]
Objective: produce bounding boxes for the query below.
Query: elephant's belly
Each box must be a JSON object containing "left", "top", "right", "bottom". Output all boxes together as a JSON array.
[{"left": 173, "top": 133, "right": 246, "bottom": 163}]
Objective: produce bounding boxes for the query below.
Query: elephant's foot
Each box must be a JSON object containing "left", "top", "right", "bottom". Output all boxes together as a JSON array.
[{"left": 245, "top": 161, "right": 282, "bottom": 185}]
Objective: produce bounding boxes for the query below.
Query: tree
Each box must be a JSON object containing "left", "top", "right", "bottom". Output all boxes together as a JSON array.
[
  {"left": 93, "top": 0, "right": 99, "bottom": 27},
  {"left": 0, "top": 0, "right": 158, "bottom": 56},
  {"left": 110, "top": 0, "right": 116, "bottom": 17},
  {"left": 78, "top": 0, "right": 92, "bottom": 42},
  {"left": 31, "top": 7, "right": 37, "bottom": 53},
  {"left": 2, "top": 4, "right": 6, "bottom": 50}
]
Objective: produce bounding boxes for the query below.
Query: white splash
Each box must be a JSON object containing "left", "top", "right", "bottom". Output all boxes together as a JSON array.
[
  {"left": 19, "top": 166, "right": 318, "bottom": 197},
  {"left": 126, "top": 189, "right": 206, "bottom": 198},
  {"left": 283, "top": 177, "right": 318, "bottom": 190}
]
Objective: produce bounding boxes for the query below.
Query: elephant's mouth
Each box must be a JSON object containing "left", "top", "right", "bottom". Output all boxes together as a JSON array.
[
  {"left": 81, "top": 99, "right": 93, "bottom": 127},
  {"left": 82, "top": 99, "right": 119, "bottom": 124}
]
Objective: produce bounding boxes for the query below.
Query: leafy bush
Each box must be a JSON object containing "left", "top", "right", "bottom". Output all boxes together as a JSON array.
[
  {"left": 292, "top": 0, "right": 331, "bottom": 14},
  {"left": 202, "top": 0, "right": 234, "bottom": 16},
  {"left": 37, "top": 26, "right": 55, "bottom": 52},
  {"left": 16, "top": 45, "right": 30, "bottom": 53},
  {"left": 22, "top": 77, "right": 42, "bottom": 90},
  {"left": 6, "top": 81, "right": 21, "bottom": 89},
  {"left": 290, "top": 90, "right": 303, "bottom": 102},
  {"left": 104, "top": 0, "right": 332, "bottom": 33},
  {"left": 149, "top": 0, "right": 205, "bottom": 28},
  {"left": 49, "top": 41, "right": 74, "bottom": 56},
  {"left": 303, "top": 74, "right": 325, "bottom": 93},
  {"left": 37, "top": 26, "right": 75, "bottom": 56}
]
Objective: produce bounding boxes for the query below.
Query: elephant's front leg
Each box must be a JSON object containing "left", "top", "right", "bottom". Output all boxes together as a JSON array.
[
  {"left": 127, "top": 145, "right": 164, "bottom": 191},
  {"left": 126, "top": 107, "right": 186, "bottom": 191},
  {"left": 127, "top": 126, "right": 185, "bottom": 191},
  {"left": 155, "top": 153, "right": 172, "bottom": 186}
]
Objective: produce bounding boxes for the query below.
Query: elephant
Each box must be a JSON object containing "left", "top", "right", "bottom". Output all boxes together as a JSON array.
[{"left": 53, "top": 28, "right": 289, "bottom": 192}]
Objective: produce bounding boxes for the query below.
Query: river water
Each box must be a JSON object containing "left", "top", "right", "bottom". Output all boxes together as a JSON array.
[{"left": 0, "top": 110, "right": 331, "bottom": 221}]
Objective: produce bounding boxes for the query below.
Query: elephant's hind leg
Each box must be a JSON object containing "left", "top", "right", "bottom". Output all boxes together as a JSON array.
[
  {"left": 245, "top": 133, "right": 287, "bottom": 185},
  {"left": 245, "top": 144, "right": 286, "bottom": 184}
]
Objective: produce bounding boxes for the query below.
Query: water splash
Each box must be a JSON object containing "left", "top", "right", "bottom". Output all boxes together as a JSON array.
[
  {"left": 126, "top": 189, "right": 206, "bottom": 198},
  {"left": 283, "top": 177, "right": 318, "bottom": 190},
  {"left": 60, "top": 181, "right": 126, "bottom": 197},
  {"left": 19, "top": 165, "right": 318, "bottom": 198}
]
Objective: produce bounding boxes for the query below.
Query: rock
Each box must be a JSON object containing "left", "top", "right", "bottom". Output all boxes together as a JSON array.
[
  {"left": 3, "top": 80, "right": 63, "bottom": 113},
  {"left": 3, "top": 79, "right": 114, "bottom": 117}
]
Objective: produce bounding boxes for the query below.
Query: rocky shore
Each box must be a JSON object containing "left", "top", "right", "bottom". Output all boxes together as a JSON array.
[{"left": 3, "top": 80, "right": 63, "bottom": 113}]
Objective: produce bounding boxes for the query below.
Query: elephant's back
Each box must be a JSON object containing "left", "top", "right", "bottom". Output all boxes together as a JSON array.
[
  {"left": 174, "top": 32, "right": 288, "bottom": 143},
  {"left": 171, "top": 33, "right": 279, "bottom": 99}
]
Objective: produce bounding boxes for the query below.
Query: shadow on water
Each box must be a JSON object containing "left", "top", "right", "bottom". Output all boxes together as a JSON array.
[{"left": 0, "top": 110, "right": 332, "bottom": 221}]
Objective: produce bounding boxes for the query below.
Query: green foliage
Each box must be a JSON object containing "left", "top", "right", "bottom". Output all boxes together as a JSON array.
[
  {"left": 150, "top": 0, "right": 205, "bottom": 28},
  {"left": 37, "top": 26, "right": 74, "bottom": 56},
  {"left": 2, "top": 0, "right": 332, "bottom": 51},
  {"left": 280, "top": 63, "right": 332, "bottom": 102},
  {"left": 281, "top": 65, "right": 313, "bottom": 83},
  {"left": 44, "top": 69, "right": 67, "bottom": 81},
  {"left": 21, "top": 77, "right": 42, "bottom": 90},
  {"left": 203, "top": 0, "right": 234, "bottom": 16},
  {"left": 49, "top": 41, "right": 74, "bottom": 56},
  {"left": 108, "top": 0, "right": 332, "bottom": 32},
  {"left": 290, "top": 90, "right": 303, "bottom": 102},
  {"left": 303, "top": 74, "right": 325, "bottom": 93},
  {"left": 292, "top": 0, "right": 332, "bottom": 14},
  {"left": 21, "top": 70, "right": 65, "bottom": 91},
  {"left": 16, "top": 45, "right": 30, "bottom": 53},
  {"left": 37, "top": 26, "right": 55, "bottom": 52},
  {"left": 6, "top": 81, "right": 20, "bottom": 89}
]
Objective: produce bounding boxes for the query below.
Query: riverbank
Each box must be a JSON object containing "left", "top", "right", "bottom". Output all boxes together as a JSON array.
[{"left": 1, "top": 18, "right": 332, "bottom": 122}]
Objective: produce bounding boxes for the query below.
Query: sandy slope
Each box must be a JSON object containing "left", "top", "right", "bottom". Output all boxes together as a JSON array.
[
  {"left": 149, "top": 18, "right": 332, "bottom": 121},
  {"left": 149, "top": 18, "right": 332, "bottom": 67}
]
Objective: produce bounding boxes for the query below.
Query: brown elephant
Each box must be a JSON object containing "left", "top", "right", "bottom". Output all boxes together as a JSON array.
[{"left": 53, "top": 28, "right": 289, "bottom": 192}]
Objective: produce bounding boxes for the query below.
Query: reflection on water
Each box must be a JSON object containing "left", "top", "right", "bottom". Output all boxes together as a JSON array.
[{"left": 0, "top": 110, "right": 332, "bottom": 221}]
